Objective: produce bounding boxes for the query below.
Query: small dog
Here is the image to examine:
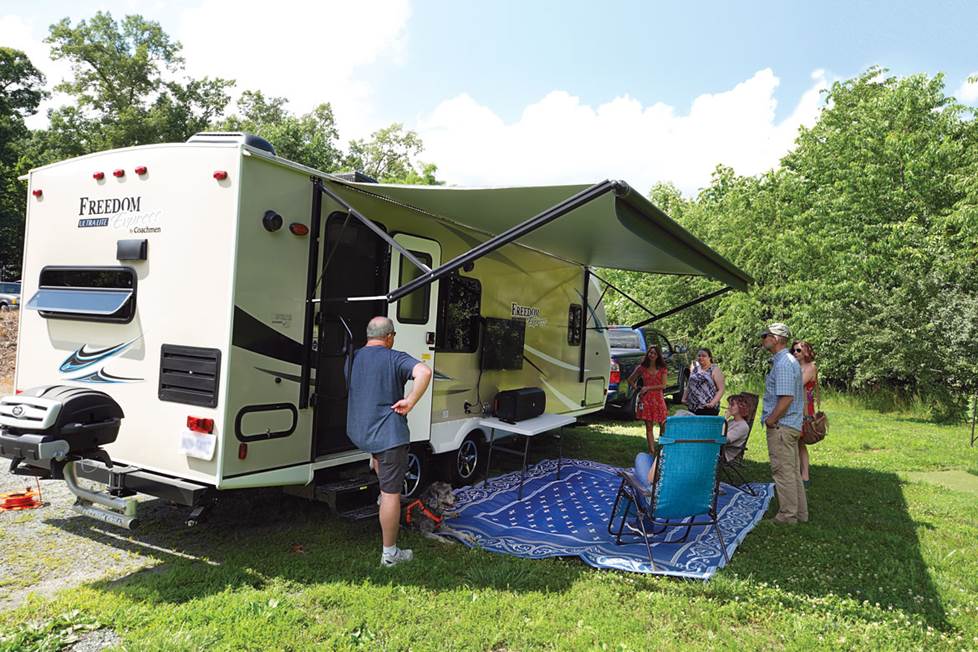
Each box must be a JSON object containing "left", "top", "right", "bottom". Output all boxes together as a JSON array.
[{"left": 403, "top": 481, "right": 474, "bottom": 544}]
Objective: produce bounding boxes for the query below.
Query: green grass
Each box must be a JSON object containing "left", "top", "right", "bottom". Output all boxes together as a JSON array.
[{"left": 2, "top": 396, "right": 978, "bottom": 651}]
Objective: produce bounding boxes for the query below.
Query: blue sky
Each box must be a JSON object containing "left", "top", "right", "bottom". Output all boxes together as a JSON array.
[{"left": 2, "top": 1, "right": 975, "bottom": 192}]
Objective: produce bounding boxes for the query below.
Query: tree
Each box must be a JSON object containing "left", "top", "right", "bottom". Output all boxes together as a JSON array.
[
  {"left": 39, "top": 12, "right": 233, "bottom": 158},
  {"left": 0, "top": 48, "right": 46, "bottom": 278},
  {"left": 343, "top": 123, "right": 442, "bottom": 184},
  {"left": 221, "top": 91, "right": 343, "bottom": 172}
]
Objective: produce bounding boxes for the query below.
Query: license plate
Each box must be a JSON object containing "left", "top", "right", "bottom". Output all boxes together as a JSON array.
[{"left": 179, "top": 430, "right": 216, "bottom": 461}]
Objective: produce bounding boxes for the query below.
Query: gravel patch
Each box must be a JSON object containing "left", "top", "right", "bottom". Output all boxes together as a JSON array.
[{"left": 66, "top": 627, "right": 123, "bottom": 652}]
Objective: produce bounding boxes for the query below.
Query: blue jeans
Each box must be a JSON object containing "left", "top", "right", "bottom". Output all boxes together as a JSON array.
[{"left": 634, "top": 452, "right": 655, "bottom": 489}]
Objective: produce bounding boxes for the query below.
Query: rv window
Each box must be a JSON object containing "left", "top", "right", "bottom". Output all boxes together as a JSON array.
[
  {"left": 396, "top": 251, "right": 432, "bottom": 324},
  {"left": 567, "top": 304, "right": 583, "bottom": 346},
  {"left": 435, "top": 273, "right": 481, "bottom": 352},
  {"left": 28, "top": 267, "right": 137, "bottom": 323}
]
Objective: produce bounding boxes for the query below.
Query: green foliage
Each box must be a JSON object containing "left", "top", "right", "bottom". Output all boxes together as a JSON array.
[
  {"left": 0, "top": 48, "right": 46, "bottom": 279},
  {"left": 343, "top": 123, "right": 443, "bottom": 184},
  {"left": 603, "top": 68, "right": 978, "bottom": 420},
  {"left": 221, "top": 90, "right": 343, "bottom": 172}
]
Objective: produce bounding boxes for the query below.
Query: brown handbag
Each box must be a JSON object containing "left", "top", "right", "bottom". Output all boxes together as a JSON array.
[{"left": 801, "top": 377, "right": 828, "bottom": 445}]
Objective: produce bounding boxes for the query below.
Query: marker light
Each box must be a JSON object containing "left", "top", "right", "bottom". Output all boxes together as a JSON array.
[
  {"left": 113, "top": 169, "right": 125, "bottom": 178},
  {"left": 186, "top": 416, "right": 214, "bottom": 434},
  {"left": 134, "top": 166, "right": 147, "bottom": 175},
  {"left": 238, "top": 443, "right": 248, "bottom": 460},
  {"left": 289, "top": 223, "right": 310, "bottom": 236},
  {"left": 31, "top": 189, "right": 42, "bottom": 198},
  {"left": 213, "top": 170, "right": 228, "bottom": 180},
  {"left": 93, "top": 172, "right": 105, "bottom": 180}
]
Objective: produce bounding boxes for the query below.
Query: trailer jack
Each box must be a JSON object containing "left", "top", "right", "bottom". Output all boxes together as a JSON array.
[{"left": 63, "top": 460, "right": 140, "bottom": 530}]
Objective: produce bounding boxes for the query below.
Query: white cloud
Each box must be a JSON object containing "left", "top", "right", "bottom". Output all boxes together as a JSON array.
[
  {"left": 0, "top": 14, "right": 75, "bottom": 130},
  {"left": 418, "top": 68, "right": 829, "bottom": 195},
  {"left": 956, "top": 74, "right": 978, "bottom": 104},
  {"left": 178, "top": 0, "right": 411, "bottom": 140}
]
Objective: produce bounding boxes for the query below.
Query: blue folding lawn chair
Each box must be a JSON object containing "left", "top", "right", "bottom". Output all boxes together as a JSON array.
[{"left": 607, "top": 415, "right": 729, "bottom": 570}]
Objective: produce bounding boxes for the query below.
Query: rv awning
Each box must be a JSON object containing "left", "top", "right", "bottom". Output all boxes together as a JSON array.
[{"left": 324, "top": 178, "right": 752, "bottom": 291}]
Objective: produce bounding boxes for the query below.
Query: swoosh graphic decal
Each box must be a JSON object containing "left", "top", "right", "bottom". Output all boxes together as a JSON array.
[
  {"left": 68, "top": 369, "right": 143, "bottom": 384},
  {"left": 59, "top": 337, "right": 141, "bottom": 373},
  {"left": 524, "top": 344, "right": 589, "bottom": 373}
]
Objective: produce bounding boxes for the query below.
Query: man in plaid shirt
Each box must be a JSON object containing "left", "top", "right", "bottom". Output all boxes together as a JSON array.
[{"left": 760, "top": 322, "right": 807, "bottom": 524}]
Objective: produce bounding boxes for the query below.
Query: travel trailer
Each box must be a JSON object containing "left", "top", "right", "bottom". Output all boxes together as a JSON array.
[{"left": 0, "top": 133, "right": 750, "bottom": 528}]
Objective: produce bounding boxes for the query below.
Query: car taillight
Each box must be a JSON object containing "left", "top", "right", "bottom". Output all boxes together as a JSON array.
[
  {"left": 609, "top": 360, "right": 620, "bottom": 385},
  {"left": 186, "top": 416, "right": 214, "bottom": 434}
]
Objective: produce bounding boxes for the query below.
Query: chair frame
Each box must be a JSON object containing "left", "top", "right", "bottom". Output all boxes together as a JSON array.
[
  {"left": 606, "top": 429, "right": 729, "bottom": 571},
  {"left": 718, "top": 392, "right": 759, "bottom": 496}
]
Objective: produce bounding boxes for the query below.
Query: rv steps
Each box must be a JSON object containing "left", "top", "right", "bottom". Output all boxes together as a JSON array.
[
  {"left": 313, "top": 473, "right": 380, "bottom": 520},
  {"left": 337, "top": 504, "right": 380, "bottom": 521}
]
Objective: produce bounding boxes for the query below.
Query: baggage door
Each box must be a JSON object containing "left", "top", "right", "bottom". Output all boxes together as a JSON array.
[{"left": 388, "top": 234, "right": 440, "bottom": 442}]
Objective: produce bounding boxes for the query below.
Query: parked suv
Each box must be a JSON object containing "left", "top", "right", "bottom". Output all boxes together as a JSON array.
[
  {"left": 0, "top": 281, "right": 20, "bottom": 311},
  {"left": 605, "top": 326, "right": 690, "bottom": 417}
]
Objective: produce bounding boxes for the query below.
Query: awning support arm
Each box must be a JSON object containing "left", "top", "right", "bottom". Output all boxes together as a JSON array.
[
  {"left": 317, "top": 181, "right": 432, "bottom": 275},
  {"left": 388, "top": 180, "right": 625, "bottom": 301},
  {"left": 630, "top": 287, "right": 733, "bottom": 329},
  {"left": 588, "top": 270, "right": 658, "bottom": 320},
  {"left": 578, "top": 268, "right": 590, "bottom": 383}
]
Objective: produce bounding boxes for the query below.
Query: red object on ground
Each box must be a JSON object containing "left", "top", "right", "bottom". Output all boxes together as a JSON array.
[{"left": 0, "top": 489, "right": 41, "bottom": 511}]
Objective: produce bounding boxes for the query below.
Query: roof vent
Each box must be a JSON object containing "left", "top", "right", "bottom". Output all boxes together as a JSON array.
[{"left": 186, "top": 132, "right": 276, "bottom": 156}]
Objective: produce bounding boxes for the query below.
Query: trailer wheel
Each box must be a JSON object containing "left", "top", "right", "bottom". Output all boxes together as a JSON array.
[
  {"left": 401, "top": 446, "right": 429, "bottom": 499},
  {"left": 443, "top": 431, "right": 486, "bottom": 486},
  {"left": 0, "top": 302, "right": 8, "bottom": 312}
]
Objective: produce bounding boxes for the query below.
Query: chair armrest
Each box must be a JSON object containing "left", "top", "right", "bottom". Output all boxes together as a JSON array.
[{"left": 617, "top": 469, "right": 653, "bottom": 498}]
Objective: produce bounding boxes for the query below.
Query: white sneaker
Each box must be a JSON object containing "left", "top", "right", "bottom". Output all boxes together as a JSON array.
[{"left": 381, "top": 548, "right": 413, "bottom": 567}]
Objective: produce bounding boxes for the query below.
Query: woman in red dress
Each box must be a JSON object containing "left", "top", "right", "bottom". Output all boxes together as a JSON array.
[
  {"left": 792, "top": 340, "right": 818, "bottom": 488},
  {"left": 626, "top": 345, "right": 669, "bottom": 454}
]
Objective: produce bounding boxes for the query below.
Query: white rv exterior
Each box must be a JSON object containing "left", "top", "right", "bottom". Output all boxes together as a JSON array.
[{"left": 14, "top": 138, "right": 612, "bottom": 500}]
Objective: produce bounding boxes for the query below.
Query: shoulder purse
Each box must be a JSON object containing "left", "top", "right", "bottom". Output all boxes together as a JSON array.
[{"left": 801, "top": 376, "right": 828, "bottom": 445}]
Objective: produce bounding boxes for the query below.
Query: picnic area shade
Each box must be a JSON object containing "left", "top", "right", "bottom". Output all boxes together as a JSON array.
[{"left": 325, "top": 178, "right": 752, "bottom": 292}]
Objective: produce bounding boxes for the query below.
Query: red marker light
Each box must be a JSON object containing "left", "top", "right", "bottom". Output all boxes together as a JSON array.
[
  {"left": 289, "top": 223, "right": 309, "bottom": 236},
  {"left": 93, "top": 171, "right": 105, "bottom": 180},
  {"left": 238, "top": 443, "right": 248, "bottom": 460},
  {"left": 113, "top": 169, "right": 125, "bottom": 178},
  {"left": 32, "top": 189, "right": 42, "bottom": 198},
  {"left": 134, "top": 166, "right": 147, "bottom": 175},
  {"left": 213, "top": 170, "right": 228, "bottom": 180},
  {"left": 186, "top": 416, "right": 215, "bottom": 434}
]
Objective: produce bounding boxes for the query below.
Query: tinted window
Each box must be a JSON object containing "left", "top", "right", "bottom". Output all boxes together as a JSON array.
[
  {"left": 31, "top": 266, "right": 136, "bottom": 323},
  {"left": 567, "top": 304, "right": 583, "bottom": 346},
  {"left": 0, "top": 283, "right": 20, "bottom": 294},
  {"left": 396, "top": 251, "right": 432, "bottom": 324},
  {"left": 608, "top": 330, "right": 641, "bottom": 349},
  {"left": 435, "top": 273, "right": 481, "bottom": 352}
]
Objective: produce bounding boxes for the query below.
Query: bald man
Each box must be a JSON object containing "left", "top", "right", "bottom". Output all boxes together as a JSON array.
[{"left": 346, "top": 316, "right": 432, "bottom": 567}]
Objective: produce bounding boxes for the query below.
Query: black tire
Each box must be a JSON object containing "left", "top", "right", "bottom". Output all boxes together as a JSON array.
[
  {"left": 401, "top": 445, "right": 430, "bottom": 499},
  {"left": 0, "top": 302, "right": 8, "bottom": 312},
  {"left": 441, "top": 431, "right": 487, "bottom": 486}
]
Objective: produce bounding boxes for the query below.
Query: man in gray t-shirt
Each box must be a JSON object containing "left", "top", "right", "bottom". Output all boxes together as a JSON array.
[
  {"left": 347, "top": 316, "right": 432, "bottom": 567},
  {"left": 760, "top": 322, "right": 808, "bottom": 525}
]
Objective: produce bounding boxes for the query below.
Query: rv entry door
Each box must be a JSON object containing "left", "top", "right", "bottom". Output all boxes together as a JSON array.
[{"left": 388, "top": 234, "right": 440, "bottom": 442}]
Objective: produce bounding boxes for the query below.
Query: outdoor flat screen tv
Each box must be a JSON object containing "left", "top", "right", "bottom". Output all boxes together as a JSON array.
[{"left": 480, "top": 317, "right": 526, "bottom": 370}]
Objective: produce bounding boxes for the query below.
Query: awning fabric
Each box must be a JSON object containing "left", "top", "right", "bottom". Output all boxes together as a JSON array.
[{"left": 324, "top": 178, "right": 751, "bottom": 291}]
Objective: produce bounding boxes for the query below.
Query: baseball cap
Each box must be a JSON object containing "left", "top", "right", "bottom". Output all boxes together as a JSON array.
[{"left": 759, "top": 322, "right": 791, "bottom": 339}]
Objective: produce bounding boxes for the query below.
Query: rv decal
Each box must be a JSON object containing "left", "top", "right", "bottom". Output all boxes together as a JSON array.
[
  {"left": 233, "top": 307, "right": 304, "bottom": 365},
  {"left": 68, "top": 369, "right": 142, "bottom": 384},
  {"left": 60, "top": 339, "right": 139, "bottom": 373},
  {"left": 78, "top": 218, "right": 109, "bottom": 228},
  {"left": 512, "top": 303, "right": 547, "bottom": 327},
  {"left": 78, "top": 196, "right": 141, "bottom": 216},
  {"left": 60, "top": 338, "right": 144, "bottom": 383}
]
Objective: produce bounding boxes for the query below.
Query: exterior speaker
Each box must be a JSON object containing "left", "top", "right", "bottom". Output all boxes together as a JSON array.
[{"left": 492, "top": 387, "right": 546, "bottom": 423}]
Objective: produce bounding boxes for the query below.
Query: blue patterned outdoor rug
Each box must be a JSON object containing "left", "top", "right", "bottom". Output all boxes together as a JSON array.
[{"left": 441, "top": 458, "right": 774, "bottom": 580}]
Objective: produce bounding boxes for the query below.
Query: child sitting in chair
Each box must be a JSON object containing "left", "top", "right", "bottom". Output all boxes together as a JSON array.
[{"left": 722, "top": 394, "right": 751, "bottom": 463}]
